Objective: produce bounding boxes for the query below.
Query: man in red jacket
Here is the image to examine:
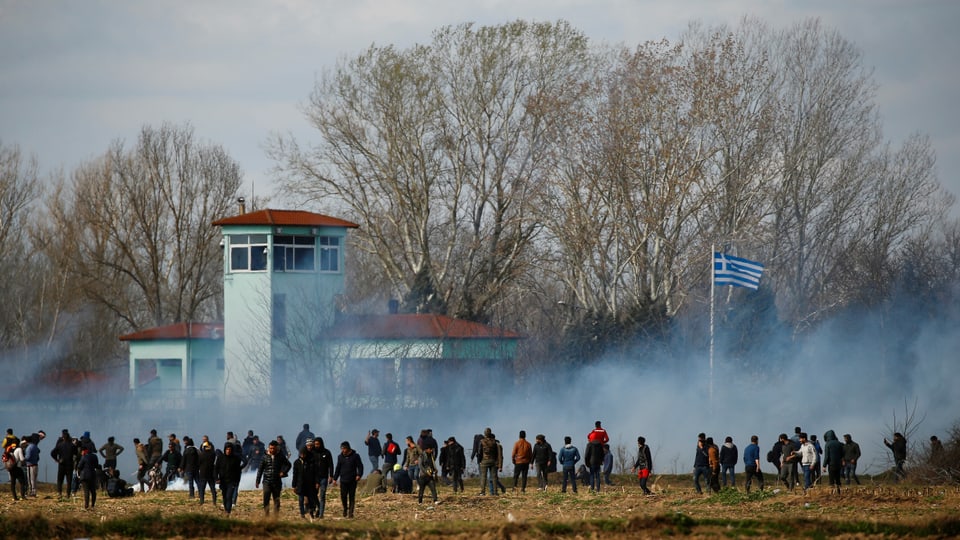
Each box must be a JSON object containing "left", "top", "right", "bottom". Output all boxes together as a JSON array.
[{"left": 588, "top": 421, "right": 609, "bottom": 445}]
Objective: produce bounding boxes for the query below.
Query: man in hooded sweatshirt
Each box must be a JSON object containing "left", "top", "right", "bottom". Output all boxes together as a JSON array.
[
  {"left": 333, "top": 441, "right": 363, "bottom": 518},
  {"left": 821, "top": 430, "right": 844, "bottom": 494},
  {"left": 719, "top": 436, "right": 738, "bottom": 487}
]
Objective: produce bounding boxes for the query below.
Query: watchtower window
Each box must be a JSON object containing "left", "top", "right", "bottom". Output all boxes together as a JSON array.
[
  {"left": 229, "top": 234, "right": 268, "bottom": 272},
  {"left": 318, "top": 236, "right": 340, "bottom": 272},
  {"left": 273, "top": 235, "right": 315, "bottom": 272}
]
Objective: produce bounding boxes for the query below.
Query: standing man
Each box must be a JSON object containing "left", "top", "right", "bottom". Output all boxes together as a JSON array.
[
  {"left": 181, "top": 436, "right": 200, "bottom": 499},
  {"left": 532, "top": 434, "right": 553, "bottom": 491},
  {"left": 884, "top": 432, "right": 907, "bottom": 482},
  {"left": 364, "top": 429, "right": 382, "bottom": 475},
  {"left": 380, "top": 433, "right": 402, "bottom": 486},
  {"left": 256, "top": 440, "right": 291, "bottom": 516},
  {"left": 842, "top": 433, "right": 861, "bottom": 485},
  {"left": 584, "top": 435, "right": 604, "bottom": 492},
  {"left": 333, "top": 441, "right": 363, "bottom": 518},
  {"left": 742, "top": 435, "right": 764, "bottom": 493},
  {"left": 633, "top": 436, "right": 653, "bottom": 495},
  {"left": 292, "top": 447, "right": 320, "bottom": 520},
  {"left": 558, "top": 436, "right": 581, "bottom": 494},
  {"left": 403, "top": 436, "right": 421, "bottom": 483},
  {"left": 296, "top": 424, "right": 314, "bottom": 453},
  {"left": 311, "top": 437, "right": 335, "bottom": 519},
  {"left": 779, "top": 433, "right": 799, "bottom": 490},
  {"left": 444, "top": 436, "right": 466, "bottom": 493},
  {"left": 134, "top": 438, "right": 149, "bottom": 493},
  {"left": 602, "top": 444, "right": 614, "bottom": 486},
  {"left": 217, "top": 443, "right": 244, "bottom": 516},
  {"left": 822, "top": 430, "right": 844, "bottom": 494},
  {"left": 197, "top": 440, "right": 218, "bottom": 506},
  {"left": 76, "top": 446, "right": 100, "bottom": 509},
  {"left": 719, "top": 436, "right": 738, "bottom": 488},
  {"left": 98, "top": 436, "right": 125, "bottom": 478},
  {"left": 6, "top": 440, "right": 27, "bottom": 500},
  {"left": 588, "top": 421, "right": 609, "bottom": 445},
  {"left": 511, "top": 430, "right": 533, "bottom": 493},
  {"left": 692, "top": 437, "right": 710, "bottom": 495},
  {"left": 478, "top": 428, "right": 499, "bottom": 496},
  {"left": 417, "top": 444, "right": 439, "bottom": 505},
  {"left": 51, "top": 430, "right": 77, "bottom": 500},
  {"left": 798, "top": 433, "right": 817, "bottom": 491},
  {"left": 24, "top": 434, "right": 40, "bottom": 497},
  {"left": 147, "top": 429, "right": 163, "bottom": 466}
]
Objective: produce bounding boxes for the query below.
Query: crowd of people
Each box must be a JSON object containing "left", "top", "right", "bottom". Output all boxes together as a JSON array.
[{"left": 0, "top": 420, "right": 927, "bottom": 517}]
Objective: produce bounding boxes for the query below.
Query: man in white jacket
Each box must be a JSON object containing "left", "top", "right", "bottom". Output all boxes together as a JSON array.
[{"left": 798, "top": 433, "right": 818, "bottom": 491}]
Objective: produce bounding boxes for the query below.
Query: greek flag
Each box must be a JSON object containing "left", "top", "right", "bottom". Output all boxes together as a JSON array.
[{"left": 713, "top": 252, "right": 764, "bottom": 290}]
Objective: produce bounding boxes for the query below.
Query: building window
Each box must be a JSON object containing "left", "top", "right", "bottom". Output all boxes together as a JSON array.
[
  {"left": 229, "top": 234, "right": 268, "bottom": 272},
  {"left": 318, "top": 236, "right": 340, "bottom": 272},
  {"left": 273, "top": 235, "right": 315, "bottom": 272}
]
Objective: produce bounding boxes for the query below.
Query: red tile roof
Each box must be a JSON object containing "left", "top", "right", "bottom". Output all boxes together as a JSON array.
[
  {"left": 212, "top": 209, "right": 359, "bottom": 228},
  {"left": 119, "top": 316, "right": 521, "bottom": 342},
  {"left": 119, "top": 322, "right": 224, "bottom": 342},
  {"left": 327, "top": 314, "right": 522, "bottom": 340}
]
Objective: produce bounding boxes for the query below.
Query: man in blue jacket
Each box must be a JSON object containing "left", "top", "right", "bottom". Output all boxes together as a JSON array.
[{"left": 558, "top": 436, "right": 581, "bottom": 493}]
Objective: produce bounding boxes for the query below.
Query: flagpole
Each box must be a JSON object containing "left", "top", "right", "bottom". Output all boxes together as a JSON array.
[{"left": 709, "top": 245, "right": 715, "bottom": 405}]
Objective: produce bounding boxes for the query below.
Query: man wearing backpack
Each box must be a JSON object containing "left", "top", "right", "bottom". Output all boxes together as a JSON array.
[
  {"left": 479, "top": 428, "right": 499, "bottom": 496},
  {"left": 5, "top": 442, "right": 27, "bottom": 500}
]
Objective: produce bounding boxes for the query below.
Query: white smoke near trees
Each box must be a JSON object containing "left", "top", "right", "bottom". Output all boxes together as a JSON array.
[{"left": 3, "top": 290, "right": 958, "bottom": 487}]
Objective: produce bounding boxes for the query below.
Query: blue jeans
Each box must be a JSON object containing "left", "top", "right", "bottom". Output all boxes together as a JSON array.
[
  {"left": 843, "top": 462, "right": 859, "bottom": 484},
  {"left": 693, "top": 466, "right": 711, "bottom": 494},
  {"left": 561, "top": 468, "right": 577, "bottom": 492},
  {"left": 317, "top": 478, "right": 328, "bottom": 517},
  {"left": 589, "top": 466, "right": 602, "bottom": 491},
  {"left": 298, "top": 488, "right": 319, "bottom": 517},
  {"left": 197, "top": 475, "right": 216, "bottom": 504},
  {"left": 183, "top": 471, "right": 196, "bottom": 497},
  {"left": 721, "top": 464, "right": 735, "bottom": 486},
  {"left": 221, "top": 482, "right": 236, "bottom": 514},
  {"left": 801, "top": 464, "right": 813, "bottom": 489},
  {"left": 480, "top": 462, "right": 497, "bottom": 495}
]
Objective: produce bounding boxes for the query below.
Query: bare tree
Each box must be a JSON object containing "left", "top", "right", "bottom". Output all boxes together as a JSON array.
[
  {"left": 767, "top": 19, "right": 882, "bottom": 328},
  {"left": 42, "top": 123, "right": 242, "bottom": 333},
  {"left": 0, "top": 142, "right": 51, "bottom": 369},
  {"left": 272, "top": 20, "right": 591, "bottom": 322}
]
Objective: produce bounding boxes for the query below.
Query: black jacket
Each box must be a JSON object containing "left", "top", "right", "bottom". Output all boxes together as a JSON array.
[
  {"left": 292, "top": 457, "right": 318, "bottom": 493},
  {"left": 51, "top": 437, "right": 77, "bottom": 467},
  {"left": 181, "top": 445, "right": 199, "bottom": 475},
  {"left": 256, "top": 452, "right": 291, "bottom": 486},
  {"left": 334, "top": 449, "right": 364, "bottom": 483},
  {"left": 217, "top": 451, "right": 245, "bottom": 485},
  {"left": 443, "top": 442, "right": 466, "bottom": 471},
  {"left": 197, "top": 447, "right": 217, "bottom": 479},
  {"left": 585, "top": 440, "right": 604, "bottom": 468}
]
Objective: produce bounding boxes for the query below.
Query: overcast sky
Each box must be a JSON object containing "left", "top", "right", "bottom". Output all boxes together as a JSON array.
[{"left": 2, "top": 0, "right": 958, "bottom": 204}]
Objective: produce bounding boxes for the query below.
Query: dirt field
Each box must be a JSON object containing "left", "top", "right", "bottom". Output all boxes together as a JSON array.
[{"left": 2, "top": 474, "right": 959, "bottom": 538}]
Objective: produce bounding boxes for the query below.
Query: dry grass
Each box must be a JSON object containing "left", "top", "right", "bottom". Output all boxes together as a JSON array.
[{"left": 2, "top": 474, "right": 959, "bottom": 538}]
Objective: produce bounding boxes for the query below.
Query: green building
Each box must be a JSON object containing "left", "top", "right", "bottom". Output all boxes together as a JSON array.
[{"left": 121, "top": 208, "right": 520, "bottom": 411}]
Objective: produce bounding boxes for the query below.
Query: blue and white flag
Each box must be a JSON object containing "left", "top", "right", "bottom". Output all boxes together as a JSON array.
[{"left": 713, "top": 252, "right": 764, "bottom": 290}]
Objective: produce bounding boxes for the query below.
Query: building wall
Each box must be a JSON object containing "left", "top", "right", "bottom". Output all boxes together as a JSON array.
[{"left": 222, "top": 224, "right": 348, "bottom": 404}]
